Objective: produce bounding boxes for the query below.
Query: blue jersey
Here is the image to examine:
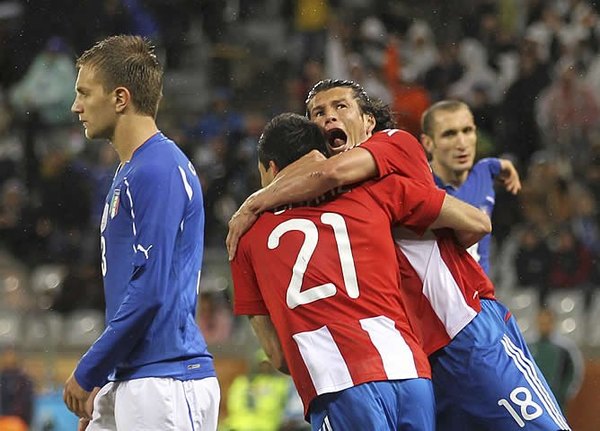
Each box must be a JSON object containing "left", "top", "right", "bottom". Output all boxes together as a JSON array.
[
  {"left": 74, "top": 132, "right": 215, "bottom": 391},
  {"left": 433, "top": 158, "right": 501, "bottom": 274}
]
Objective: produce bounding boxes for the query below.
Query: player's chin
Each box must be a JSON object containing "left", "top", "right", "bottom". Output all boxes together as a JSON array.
[
  {"left": 84, "top": 127, "right": 104, "bottom": 141},
  {"left": 327, "top": 143, "right": 352, "bottom": 156}
]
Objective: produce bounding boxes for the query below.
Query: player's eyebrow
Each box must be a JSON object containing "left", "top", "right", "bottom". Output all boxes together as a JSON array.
[
  {"left": 310, "top": 98, "right": 348, "bottom": 113},
  {"left": 440, "top": 127, "right": 458, "bottom": 137},
  {"left": 329, "top": 97, "right": 349, "bottom": 106}
]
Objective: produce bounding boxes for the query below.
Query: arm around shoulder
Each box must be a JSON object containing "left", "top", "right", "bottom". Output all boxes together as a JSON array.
[
  {"left": 226, "top": 147, "right": 379, "bottom": 260},
  {"left": 430, "top": 194, "right": 491, "bottom": 247},
  {"left": 319, "top": 147, "right": 379, "bottom": 187}
]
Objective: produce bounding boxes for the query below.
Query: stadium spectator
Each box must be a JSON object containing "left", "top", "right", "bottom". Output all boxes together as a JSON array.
[
  {"left": 198, "top": 290, "right": 234, "bottom": 346},
  {"left": 447, "top": 38, "right": 500, "bottom": 105},
  {"left": 514, "top": 225, "right": 553, "bottom": 301},
  {"left": 8, "top": 36, "right": 75, "bottom": 127},
  {"left": 423, "top": 40, "right": 464, "bottom": 102},
  {"left": 0, "top": 178, "right": 38, "bottom": 262},
  {"left": 536, "top": 57, "right": 600, "bottom": 170},
  {"left": 546, "top": 225, "right": 597, "bottom": 309},
  {"left": 501, "top": 40, "right": 552, "bottom": 166},
  {"left": 529, "top": 308, "right": 585, "bottom": 410},
  {"left": 224, "top": 349, "right": 290, "bottom": 431},
  {"left": 0, "top": 345, "right": 34, "bottom": 428},
  {"left": 383, "top": 34, "right": 431, "bottom": 137}
]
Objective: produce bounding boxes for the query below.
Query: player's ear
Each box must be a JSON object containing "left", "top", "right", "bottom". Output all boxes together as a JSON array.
[
  {"left": 365, "top": 113, "right": 376, "bottom": 135},
  {"left": 268, "top": 160, "right": 280, "bottom": 176},
  {"left": 114, "top": 87, "right": 131, "bottom": 113},
  {"left": 421, "top": 133, "right": 434, "bottom": 154}
]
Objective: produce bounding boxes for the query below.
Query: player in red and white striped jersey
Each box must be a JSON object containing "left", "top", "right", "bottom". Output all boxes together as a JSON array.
[{"left": 231, "top": 113, "right": 489, "bottom": 430}]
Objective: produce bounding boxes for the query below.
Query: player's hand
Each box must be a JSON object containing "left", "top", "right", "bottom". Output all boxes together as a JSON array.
[
  {"left": 63, "top": 372, "right": 91, "bottom": 419},
  {"left": 78, "top": 418, "right": 90, "bottom": 431},
  {"left": 76, "top": 386, "right": 99, "bottom": 430},
  {"left": 498, "top": 159, "right": 521, "bottom": 195},
  {"left": 227, "top": 196, "right": 259, "bottom": 261}
]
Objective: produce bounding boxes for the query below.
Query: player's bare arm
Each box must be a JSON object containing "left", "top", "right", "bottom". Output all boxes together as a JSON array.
[
  {"left": 249, "top": 315, "right": 289, "bottom": 374},
  {"left": 429, "top": 194, "right": 492, "bottom": 247},
  {"left": 227, "top": 147, "right": 378, "bottom": 259},
  {"left": 497, "top": 158, "right": 521, "bottom": 194}
]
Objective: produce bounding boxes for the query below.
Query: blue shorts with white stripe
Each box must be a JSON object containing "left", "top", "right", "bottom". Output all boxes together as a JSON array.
[{"left": 430, "top": 298, "right": 570, "bottom": 430}]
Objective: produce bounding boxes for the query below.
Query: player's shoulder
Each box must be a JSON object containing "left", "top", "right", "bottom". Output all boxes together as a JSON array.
[
  {"left": 471, "top": 157, "right": 501, "bottom": 177},
  {"left": 371, "top": 128, "right": 419, "bottom": 143},
  {"left": 236, "top": 213, "right": 279, "bottom": 258},
  {"left": 366, "top": 129, "right": 423, "bottom": 154},
  {"left": 473, "top": 157, "right": 500, "bottom": 169},
  {"left": 131, "top": 139, "right": 191, "bottom": 179}
]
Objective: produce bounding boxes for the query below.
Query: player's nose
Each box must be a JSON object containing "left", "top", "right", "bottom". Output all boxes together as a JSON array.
[
  {"left": 456, "top": 133, "right": 468, "bottom": 148},
  {"left": 324, "top": 109, "right": 338, "bottom": 124},
  {"left": 71, "top": 99, "right": 81, "bottom": 114}
]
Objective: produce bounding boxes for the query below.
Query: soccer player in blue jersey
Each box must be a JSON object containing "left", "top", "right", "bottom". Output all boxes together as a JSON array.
[
  {"left": 420, "top": 100, "right": 522, "bottom": 274},
  {"left": 63, "top": 35, "right": 220, "bottom": 430}
]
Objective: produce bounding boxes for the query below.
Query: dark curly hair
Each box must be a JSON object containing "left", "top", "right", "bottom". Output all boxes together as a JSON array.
[{"left": 305, "top": 79, "right": 396, "bottom": 132}]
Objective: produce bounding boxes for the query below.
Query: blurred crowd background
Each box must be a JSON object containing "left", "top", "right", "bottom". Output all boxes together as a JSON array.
[{"left": 1, "top": 0, "right": 600, "bottom": 430}]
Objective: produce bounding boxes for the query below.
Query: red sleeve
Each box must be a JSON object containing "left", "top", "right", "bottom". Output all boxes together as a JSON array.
[
  {"left": 360, "top": 129, "right": 434, "bottom": 186},
  {"left": 365, "top": 174, "right": 446, "bottom": 235},
  {"left": 230, "top": 235, "right": 269, "bottom": 316}
]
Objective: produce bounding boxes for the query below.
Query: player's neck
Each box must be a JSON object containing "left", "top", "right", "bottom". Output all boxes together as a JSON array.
[
  {"left": 433, "top": 163, "right": 468, "bottom": 188},
  {"left": 111, "top": 115, "right": 159, "bottom": 162}
]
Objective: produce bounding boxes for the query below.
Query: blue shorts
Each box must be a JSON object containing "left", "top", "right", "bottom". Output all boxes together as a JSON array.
[
  {"left": 309, "top": 378, "right": 435, "bottom": 431},
  {"left": 430, "top": 299, "right": 570, "bottom": 430}
]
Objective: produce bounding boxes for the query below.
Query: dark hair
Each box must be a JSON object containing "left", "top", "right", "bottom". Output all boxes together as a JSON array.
[
  {"left": 258, "top": 113, "right": 328, "bottom": 170},
  {"left": 421, "top": 100, "right": 469, "bottom": 136},
  {"left": 305, "top": 79, "right": 396, "bottom": 131},
  {"left": 76, "top": 35, "right": 163, "bottom": 117}
]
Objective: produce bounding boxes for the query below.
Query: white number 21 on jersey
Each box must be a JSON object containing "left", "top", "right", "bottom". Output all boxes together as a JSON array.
[{"left": 268, "top": 213, "right": 359, "bottom": 309}]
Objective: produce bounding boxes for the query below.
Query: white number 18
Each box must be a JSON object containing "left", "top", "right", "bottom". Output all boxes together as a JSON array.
[{"left": 498, "top": 387, "right": 543, "bottom": 427}]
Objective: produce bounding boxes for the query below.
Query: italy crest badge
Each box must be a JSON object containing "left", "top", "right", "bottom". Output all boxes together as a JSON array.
[{"left": 110, "top": 188, "right": 121, "bottom": 219}]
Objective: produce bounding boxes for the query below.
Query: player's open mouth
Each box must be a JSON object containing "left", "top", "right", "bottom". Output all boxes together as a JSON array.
[{"left": 326, "top": 128, "right": 347, "bottom": 149}]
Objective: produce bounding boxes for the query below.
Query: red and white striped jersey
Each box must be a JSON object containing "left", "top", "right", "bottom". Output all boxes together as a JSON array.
[
  {"left": 231, "top": 174, "right": 445, "bottom": 413},
  {"left": 361, "top": 129, "right": 496, "bottom": 355}
]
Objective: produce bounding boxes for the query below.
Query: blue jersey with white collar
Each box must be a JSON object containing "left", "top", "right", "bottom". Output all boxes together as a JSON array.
[
  {"left": 74, "top": 132, "right": 215, "bottom": 391},
  {"left": 433, "top": 157, "right": 501, "bottom": 275}
]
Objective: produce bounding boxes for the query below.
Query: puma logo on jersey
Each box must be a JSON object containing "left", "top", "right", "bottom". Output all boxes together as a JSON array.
[{"left": 136, "top": 243, "right": 154, "bottom": 259}]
